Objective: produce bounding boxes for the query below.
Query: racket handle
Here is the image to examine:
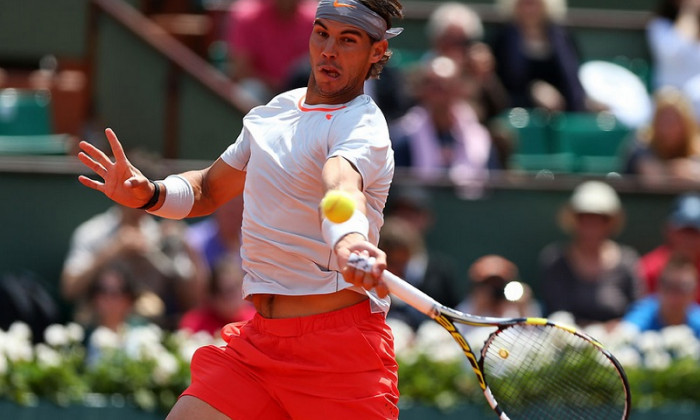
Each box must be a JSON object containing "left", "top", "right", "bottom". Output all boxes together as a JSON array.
[
  {"left": 346, "top": 254, "right": 440, "bottom": 317},
  {"left": 381, "top": 270, "right": 440, "bottom": 318}
]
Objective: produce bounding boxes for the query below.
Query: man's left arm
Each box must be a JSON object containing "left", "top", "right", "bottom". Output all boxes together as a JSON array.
[{"left": 321, "top": 156, "right": 389, "bottom": 297}]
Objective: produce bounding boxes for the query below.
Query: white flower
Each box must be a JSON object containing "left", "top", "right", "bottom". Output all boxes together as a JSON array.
[
  {"left": 660, "top": 325, "right": 695, "bottom": 353},
  {"left": 153, "top": 351, "right": 179, "bottom": 385},
  {"left": 635, "top": 330, "right": 664, "bottom": 354},
  {"left": 582, "top": 323, "right": 609, "bottom": 345},
  {"left": 8, "top": 321, "right": 32, "bottom": 342},
  {"left": 44, "top": 324, "right": 69, "bottom": 347},
  {"left": 123, "top": 324, "right": 169, "bottom": 360},
  {"left": 386, "top": 318, "right": 414, "bottom": 357},
  {"left": 548, "top": 311, "right": 578, "bottom": 329},
  {"left": 415, "top": 322, "right": 453, "bottom": 350},
  {"left": 429, "top": 340, "right": 464, "bottom": 363},
  {"left": 613, "top": 345, "right": 642, "bottom": 368},
  {"left": 35, "top": 343, "right": 62, "bottom": 367},
  {"left": 178, "top": 340, "right": 204, "bottom": 363},
  {"left": 89, "top": 327, "right": 121, "bottom": 350},
  {"left": 643, "top": 350, "right": 672, "bottom": 370},
  {"left": 4, "top": 334, "right": 33, "bottom": 362},
  {"left": 66, "top": 323, "right": 85, "bottom": 343},
  {"left": 605, "top": 322, "right": 640, "bottom": 352}
]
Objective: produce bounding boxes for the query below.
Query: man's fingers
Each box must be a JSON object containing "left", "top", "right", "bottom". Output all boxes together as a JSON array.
[
  {"left": 105, "top": 128, "right": 128, "bottom": 162},
  {"left": 375, "top": 282, "right": 389, "bottom": 299},
  {"left": 78, "top": 175, "right": 104, "bottom": 192},
  {"left": 79, "top": 140, "right": 112, "bottom": 169},
  {"left": 78, "top": 151, "right": 107, "bottom": 177}
]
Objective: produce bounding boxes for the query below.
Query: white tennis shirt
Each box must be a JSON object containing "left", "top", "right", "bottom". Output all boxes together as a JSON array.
[{"left": 221, "top": 88, "right": 394, "bottom": 311}]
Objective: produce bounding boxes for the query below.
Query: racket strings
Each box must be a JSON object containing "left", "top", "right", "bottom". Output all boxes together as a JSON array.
[{"left": 482, "top": 324, "right": 627, "bottom": 420}]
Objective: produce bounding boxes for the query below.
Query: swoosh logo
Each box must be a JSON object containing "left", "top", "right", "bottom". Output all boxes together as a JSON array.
[{"left": 333, "top": 0, "right": 356, "bottom": 8}]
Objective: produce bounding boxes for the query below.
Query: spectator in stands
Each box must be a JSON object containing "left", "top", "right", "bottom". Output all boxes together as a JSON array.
[
  {"left": 61, "top": 204, "right": 205, "bottom": 330},
  {"left": 622, "top": 254, "right": 700, "bottom": 337},
  {"left": 539, "top": 181, "right": 642, "bottom": 327},
  {"left": 423, "top": 2, "right": 510, "bottom": 124},
  {"left": 83, "top": 262, "right": 149, "bottom": 365},
  {"left": 492, "top": 0, "right": 586, "bottom": 112},
  {"left": 639, "top": 193, "right": 700, "bottom": 304},
  {"left": 391, "top": 55, "right": 501, "bottom": 198},
  {"left": 186, "top": 195, "right": 244, "bottom": 273},
  {"left": 385, "top": 185, "right": 435, "bottom": 236},
  {"left": 225, "top": 0, "right": 318, "bottom": 102},
  {"left": 647, "top": 0, "right": 700, "bottom": 91},
  {"left": 86, "top": 262, "right": 145, "bottom": 333},
  {"left": 623, "top": 87, "right": 700, "bottom": 185},
  {"left": 179, "top": 255, "right": 255, "bottom": 336},
  {"left": 456, "top": 254, "right": 540, "bottom": 323},
  {"left": 379, "top": 216, "right": 459, "bottom": 330}
]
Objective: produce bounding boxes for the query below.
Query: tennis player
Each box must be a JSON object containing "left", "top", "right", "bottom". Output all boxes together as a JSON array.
[{"left": 77, "top": 0, "right": 404, "bottom": 418}]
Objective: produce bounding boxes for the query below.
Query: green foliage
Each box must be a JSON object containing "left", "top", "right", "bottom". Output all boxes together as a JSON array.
[
  {"left": 0, "top": 322, "right": 205, "bottom": 413},
  {"left": 392, "top": 321, "right": 700, "bottom": 413},
  {"left": 2, "top": 320, "right": 700, "bottom": 414},
  {"left": 397, "top": 353, "right": 700, "bottom": 412},
  {"left": 627, "top": 358, "right": 700, "bottom": 409}
]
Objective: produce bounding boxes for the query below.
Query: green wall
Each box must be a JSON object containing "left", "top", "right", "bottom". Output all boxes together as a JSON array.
[
  {"left": 0, "top": 398, "right": 696, "bottom": 419},
  {"left": 0, "top": 162, "right": 678, "bottom": 318}
]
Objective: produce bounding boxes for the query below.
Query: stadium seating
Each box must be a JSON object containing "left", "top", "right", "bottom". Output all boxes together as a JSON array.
[
  {"left": 551, "top": 111, "right": 631, "bottom": 174},
  {"left": 503, "top": 107, "right": 574, "bottom": 173},
  {"left": 505, "top": 108, "right": 631, "bottom": 174},
  {"left": 0, "top": 133, "right": 70, "bottom": 155},
  {"left": 0, "top": 89, "right": 53, "bottom": 135}
]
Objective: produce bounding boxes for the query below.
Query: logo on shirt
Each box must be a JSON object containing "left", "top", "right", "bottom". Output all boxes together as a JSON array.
[
  {"left": 333, "top": 0, "right": 356, "bottom": 8},
  {"left": 325, "top": 114, "right": 333, "bottom": 120}
]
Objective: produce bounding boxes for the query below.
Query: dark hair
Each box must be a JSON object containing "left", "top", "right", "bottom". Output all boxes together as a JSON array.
[
  {"left": 359, "top": 0, "right": 404, "bottom": 79},
  {"left": 656, "top": 0, "right": 680, "bottom": 20},
  {"left": 89, "top": 263, "right": 139, "bottom": 300}
]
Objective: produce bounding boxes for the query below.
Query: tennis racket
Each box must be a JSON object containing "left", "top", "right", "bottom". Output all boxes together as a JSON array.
[{"left": 348, "top": 254, "right": 631, "bottom": 420}]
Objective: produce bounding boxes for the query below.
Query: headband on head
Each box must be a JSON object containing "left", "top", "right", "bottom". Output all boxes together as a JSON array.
[{"left": 315, "top": 0, "right": 403, "bottom": 40}]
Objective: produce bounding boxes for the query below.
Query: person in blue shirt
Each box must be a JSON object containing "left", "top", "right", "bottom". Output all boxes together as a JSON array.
[{"left": 623, "top": 254, "right": 700, "bottom": 337}]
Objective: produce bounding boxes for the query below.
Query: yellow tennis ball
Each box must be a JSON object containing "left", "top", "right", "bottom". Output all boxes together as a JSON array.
[{"left": 321, "top": 190, "right": 355, "bottom": 223}]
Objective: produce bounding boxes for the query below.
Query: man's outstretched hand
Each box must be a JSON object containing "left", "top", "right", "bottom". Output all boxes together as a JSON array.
[{"left": 77, "top": 128, "right": 153, "bottom": 208}]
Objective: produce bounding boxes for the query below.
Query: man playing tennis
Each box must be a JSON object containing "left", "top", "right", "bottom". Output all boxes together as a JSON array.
[{"left": 77, "top": 0, "right": 404, "bottom": 418}]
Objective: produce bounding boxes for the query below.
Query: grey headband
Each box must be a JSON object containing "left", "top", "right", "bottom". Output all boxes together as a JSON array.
[{"left": 315, "top": 0, "right": 403, "bottom": 40}]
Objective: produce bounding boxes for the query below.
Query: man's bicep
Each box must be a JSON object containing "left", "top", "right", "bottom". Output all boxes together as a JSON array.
[
  {"left": 321, "top": 156, "right": 366, "bottom": 211},
  {"left": 189, "top": 158, "right": 245, "bottom": 217},
  {"left": 322, "top": 156, "right": 363, "bottom": 190}
]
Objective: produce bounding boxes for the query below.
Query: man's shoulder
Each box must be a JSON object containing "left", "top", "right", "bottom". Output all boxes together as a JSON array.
[{"left": 246, "top": 88, "right": 305, "bottom": 117}]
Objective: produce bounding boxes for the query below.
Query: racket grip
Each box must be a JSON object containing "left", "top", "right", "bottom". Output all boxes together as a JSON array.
[
  {"left": 346, "top": 254, "right": 440, "bottom": 317},
  {"left": 381, "top": 270, "right": 440, "bottom": 318}
]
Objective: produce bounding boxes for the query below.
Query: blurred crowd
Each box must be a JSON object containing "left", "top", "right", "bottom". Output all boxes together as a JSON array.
[
  {"left": 222, "top": 0, "right": 700, "bottom": 194},
  {"left": 382, "top": 182, "right": 700, "bottom": 343},
  {"left": 2, "top": 0, "right": 700, "bottom": 359}
]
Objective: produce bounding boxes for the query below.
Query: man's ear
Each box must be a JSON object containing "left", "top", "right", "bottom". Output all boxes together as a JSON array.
[{"left": 370, "top": 39, "right": 389, "bottom": 63}]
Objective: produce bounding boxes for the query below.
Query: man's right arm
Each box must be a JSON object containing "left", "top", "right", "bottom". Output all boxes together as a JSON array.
[
  {"left": 167, "top": 158, "right": 245, "bottom": 218},
  {"left": 78, "top": 128, "right": 245, "bottom": 218}
]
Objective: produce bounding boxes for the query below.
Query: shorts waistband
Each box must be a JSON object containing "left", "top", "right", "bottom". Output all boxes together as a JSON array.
[{"left": 251, "top": 299, "right": 377, "bottom": 337}]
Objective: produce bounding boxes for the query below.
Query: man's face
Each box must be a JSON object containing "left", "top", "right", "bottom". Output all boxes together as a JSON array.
[
  {"left": 307, "top": 18, "right": 386, "bottom": 103},
  {"left": 659, "top": 267, "right": 697, "bottom": 313},
  {"left": 668, "top": 226, "right": 700, "bottom": 258}
]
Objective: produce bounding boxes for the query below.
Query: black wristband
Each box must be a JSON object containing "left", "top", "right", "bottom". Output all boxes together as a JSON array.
[{"left": 138, "top": 179, "right": 161, "bottom": 210}]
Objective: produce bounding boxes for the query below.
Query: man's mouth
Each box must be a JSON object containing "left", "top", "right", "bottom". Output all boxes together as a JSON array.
[{"left": 320, "top": 65, "right": 341, "bottom": 78}]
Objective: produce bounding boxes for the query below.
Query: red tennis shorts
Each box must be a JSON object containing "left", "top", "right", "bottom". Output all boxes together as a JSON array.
[{"left": 181, "top": 299, "right": 400, "bottom": 419}]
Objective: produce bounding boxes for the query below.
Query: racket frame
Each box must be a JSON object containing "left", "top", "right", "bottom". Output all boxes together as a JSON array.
[{"left": 375, "top": 262, "right": 632, "bottom": 420}]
